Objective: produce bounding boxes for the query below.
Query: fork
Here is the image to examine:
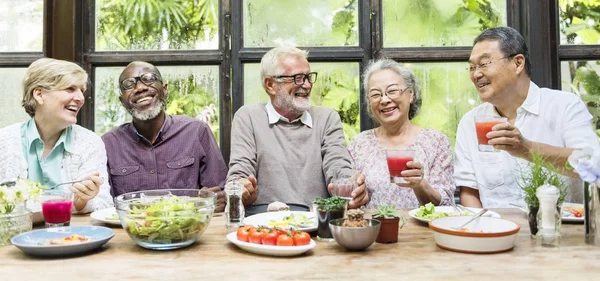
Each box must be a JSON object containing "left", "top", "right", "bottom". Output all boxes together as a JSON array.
[
  {"left": 49, "top": 180, "right": 85, "bottom": 189},
  {"left": 457, "top": 204, "right": 476, "bottom": 215},
  {"left": 449, "top": 199, "right": 463, "bottom": 214}
]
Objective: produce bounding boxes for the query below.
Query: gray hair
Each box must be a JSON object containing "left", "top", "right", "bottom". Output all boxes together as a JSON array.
[
  {"left": 260, "top": 46, "right": 309, "bottom": 91},
  {"left": 362, "top": 58, "right": 421, "bottom": 120},
  {"left": 473, "top": 26, "right": 531, "bottom": 77}
]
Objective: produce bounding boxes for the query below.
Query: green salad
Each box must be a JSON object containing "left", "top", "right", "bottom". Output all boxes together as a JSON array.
[
  {"left": 414, "top": 203, "right": 450, "bottom": 220},
  {"left": 124, "top": 196, "right": 209, "bottom": 244}
]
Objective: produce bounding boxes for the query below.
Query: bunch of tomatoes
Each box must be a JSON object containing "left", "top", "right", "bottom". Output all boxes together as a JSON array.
[{"left": 236, "top": 225, "right": 311, "bottom": 246}]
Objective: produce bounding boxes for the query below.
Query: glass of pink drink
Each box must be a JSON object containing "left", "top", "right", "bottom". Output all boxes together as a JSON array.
[
  {"left": 386, "top": 149, "right": 415, "bottom": 184},
  {"left": 41, "top": 189, "right": 74, "bottom": 228}
]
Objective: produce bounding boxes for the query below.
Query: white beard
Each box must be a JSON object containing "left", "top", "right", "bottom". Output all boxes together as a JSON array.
[
  {"left": 273, "top": 88, "right": 311, "bottom": 118},
  {"left": 127, "top": 98, "right": 166, "bottom": 121}
]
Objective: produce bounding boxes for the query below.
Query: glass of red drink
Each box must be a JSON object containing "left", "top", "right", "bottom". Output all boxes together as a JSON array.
[
  {"left": 474, "top": 116, "right": 508, "bottom": 152},
  {"left": 331, "top": 172, "right": 358, "bottom": 200},
  {"left": 385, "top": 149, "right": 415, "bottom": 184},
  {"left": 41, "top": 189, "right": 74, "bottom": 228}
]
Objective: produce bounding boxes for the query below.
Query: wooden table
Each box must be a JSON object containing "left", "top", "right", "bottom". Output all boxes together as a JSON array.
[{"left": 0, "top": 209, "right": 598, "bottom": 281}]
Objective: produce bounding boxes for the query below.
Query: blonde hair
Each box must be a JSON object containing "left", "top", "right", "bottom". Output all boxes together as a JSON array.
[
  {"left": 22, "top": 58, "right": 88, "bottom": 117},
  {"left": 260, "top": 46, "right": 308, "bottom": 91}
]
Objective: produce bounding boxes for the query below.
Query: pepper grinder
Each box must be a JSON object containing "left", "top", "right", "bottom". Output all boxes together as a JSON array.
[{"left": 224, "top": 178, "right": 245, "bottom": 229}]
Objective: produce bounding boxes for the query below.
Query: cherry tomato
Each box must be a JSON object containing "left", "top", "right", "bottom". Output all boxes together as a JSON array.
[
  {"left": 293, "top": 231, "right": 311, "bottom": 246},
  {"left": 276, "top": 234, "right": 294, "bottom": 246},
  {"left": 249, "top": 228, "right": 264, "bottom": 244},
  {"left": 262, "top": 230, "right": 280, "bottom": 246},
  {"left": 236, "top": 225, "right": 253, "bottom": 242}
]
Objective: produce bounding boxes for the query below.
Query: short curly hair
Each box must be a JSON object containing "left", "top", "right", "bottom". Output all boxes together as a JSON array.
[
  {"left": 362, "top": 58, "right": 421, "bottom": 120},
  {"left": 22, "top": 58, "right": 88, "bottom": 117}
]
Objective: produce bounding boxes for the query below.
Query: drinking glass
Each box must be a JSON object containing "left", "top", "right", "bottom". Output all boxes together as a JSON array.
[
  {"left": 474, "top": 116, "right": 508, "bottom": 152},
  {"left": 331, "top": 173, "right": 357, "bottom": 201},
  {"left": 41, "top": 189, "right": 74, "bottom": 228},
  {"left": 313, "top": 200, "right": 348, "bottom": 242},
  {"left": 385, "top": 149, "right": 415, "bottom": 184}
]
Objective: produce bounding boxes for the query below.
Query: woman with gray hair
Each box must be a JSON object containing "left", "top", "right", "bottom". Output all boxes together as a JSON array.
[
  {"left": 0, "top": 58, "right": 113, "bottom": 213},
  {"left": 348, "top": 59, "right": 455, "bottom": 208}
]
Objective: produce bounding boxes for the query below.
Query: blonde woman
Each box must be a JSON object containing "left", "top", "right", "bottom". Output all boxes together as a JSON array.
[
  {"left": 348, "top": 59, "right": 455, "bottom": 209},
  {"left": 0, "top": 58, "right": 113, "bottom": 213}
]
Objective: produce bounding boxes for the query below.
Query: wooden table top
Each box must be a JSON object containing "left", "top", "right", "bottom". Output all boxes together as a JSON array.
[{"left": 0, "top": 208, "right": 598, "bottom": 281}]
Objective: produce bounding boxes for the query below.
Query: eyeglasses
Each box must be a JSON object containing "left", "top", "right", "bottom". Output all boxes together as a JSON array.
[
  {"left": 368, "top": 87, "right": 411, "bottom": 102},
  {"left": 467, "top": 54, "right": 518, "bottom": 73},
  {"left": 119, "top": 73, "right": 162, "bottom": 92},
  {"left": 273, "top": 72, "right": 318, "bottom": 85}
]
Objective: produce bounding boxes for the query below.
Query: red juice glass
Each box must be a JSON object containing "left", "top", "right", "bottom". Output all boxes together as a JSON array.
[
  {"left": 41, "top": 189, "right": 74, "bottom": 228},
  {"left": 474, "top": 116, "right": 508, "bottom": 152},
  {"left": 385, "top": 149, "right": 415, "bottom": 184}
]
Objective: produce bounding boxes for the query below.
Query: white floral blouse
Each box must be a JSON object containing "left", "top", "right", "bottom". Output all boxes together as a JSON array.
[{"left": 348, "top": 128, "right": 456, "bottom": 209}]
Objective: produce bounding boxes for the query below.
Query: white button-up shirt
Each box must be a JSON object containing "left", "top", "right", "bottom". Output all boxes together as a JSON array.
[{"left": 454, "top": 82, "right": 599, "bottom": 207}]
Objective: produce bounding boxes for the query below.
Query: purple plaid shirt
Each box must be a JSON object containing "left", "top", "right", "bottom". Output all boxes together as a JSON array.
[{"left": 102, "top": 115, "right": 227, "bottom": 197}]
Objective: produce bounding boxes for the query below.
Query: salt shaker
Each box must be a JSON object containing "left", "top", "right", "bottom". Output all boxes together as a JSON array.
[
  {"left": 536, "top": 184, "right": 561, "bottom": 247},
  {"left": 224, "top": 178, "right": 245, "bottom": 229}
]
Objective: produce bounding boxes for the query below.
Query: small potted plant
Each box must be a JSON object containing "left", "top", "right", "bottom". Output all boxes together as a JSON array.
[
  {"left": 313, "top": 197, "right": 348, "bottom": 241},
  {"left": 373, "top": 204, "right": 406, "bottom": 243},
  {"left": 519, "top": 153, "right": 566, "bottom": 236}
]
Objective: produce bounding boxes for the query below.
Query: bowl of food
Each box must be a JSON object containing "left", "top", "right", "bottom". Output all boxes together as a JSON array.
[
  {"left": 428, "top": 216, "right": 520, "bottom": 254},
  {"left": 114, "top": 189, "right": 215, "bottom": 250},
  {"left": 328, "top": 209, "right": 381, "bottom": 251}
]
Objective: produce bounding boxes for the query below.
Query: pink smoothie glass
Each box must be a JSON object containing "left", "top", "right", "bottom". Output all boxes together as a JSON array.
[{"left": 41, "top": 189, "right": 74, "bottom": 228}]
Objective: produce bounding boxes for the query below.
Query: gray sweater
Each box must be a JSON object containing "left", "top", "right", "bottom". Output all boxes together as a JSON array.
[{"left": 227, "top": 104, "right": 353, "bottom": 207}]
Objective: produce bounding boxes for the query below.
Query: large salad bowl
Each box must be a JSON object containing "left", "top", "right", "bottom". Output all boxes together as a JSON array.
[{"left": 115, "top": 189, "right": 215, "bottom": 250}]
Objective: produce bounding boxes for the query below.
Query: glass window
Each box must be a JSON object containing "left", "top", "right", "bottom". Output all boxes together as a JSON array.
[
  {"left": 559, "top": 0, "right": 600, "bottom": 45},
  {"left": 382, "top": 0, "right": 506, "bottom": 47},
  {"left": 0, "top": 0, "right": 43, "bottom": 52},
  {"left": 94, "top": 66, "right": 221, "bottom": 143},
  {"left": 95, "top": 0, "right": 219, "bottom": 51},
  {"left": 408, "top": 62, "right": 480, "bottom": 145},
  {"left": 0, "top": 68, "right": 30, "bottom": 128},
  {"left": 244, "top": 62, "right": 360, "bottom": 142},
  {"left": 560, "top": 60, "right": 600, "bottom": 131},
  {"left": 243, "top": 0, "right": 359, "bottom": 47}
]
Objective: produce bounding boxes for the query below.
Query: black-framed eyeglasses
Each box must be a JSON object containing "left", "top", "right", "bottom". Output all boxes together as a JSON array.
[
  {"left": 467, "top": 54, "right": 518, "bottom": 73},
  {"left": 119, "top": 72, "right": 162, "bottom": 92},
  {"left": 273, "top": 72, "right": 318, "bottom": 85},
  {"left": 368, "top": 87, "right": 411, "bottom": 102}
]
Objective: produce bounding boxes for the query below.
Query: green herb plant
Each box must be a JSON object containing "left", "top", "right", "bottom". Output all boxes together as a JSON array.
[
  {"left": 313, "top": 197, "right": 347, "bottom": 212},
  {"left": 519, "top": 152, "right": 567, "bottom": 209}
]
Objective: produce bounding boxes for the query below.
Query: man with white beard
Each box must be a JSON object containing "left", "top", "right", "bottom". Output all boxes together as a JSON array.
[
  {"left": 102, "top": 61, "right": 228, "bottom": 211},
  {"left": 227, "top": 46, "right": 369, "bottom": 209}
]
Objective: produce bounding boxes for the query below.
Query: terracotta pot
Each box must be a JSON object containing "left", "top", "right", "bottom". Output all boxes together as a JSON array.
[{"left": 374, "top": 217, "right": 399, "bottom": 243}]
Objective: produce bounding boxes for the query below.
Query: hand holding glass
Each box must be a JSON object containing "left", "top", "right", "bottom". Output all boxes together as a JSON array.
[
  {"left": 474, "top": 116, "right": 508, "bottom": 152},
  {"left": 41, "top": 189, "right": 74, "bottom": 228},
  {"left": 331, "top": 176, "right": 357, "bottom": 201},
  {"left": 386, "top": 149, "right": 415, "bottom": 184}
]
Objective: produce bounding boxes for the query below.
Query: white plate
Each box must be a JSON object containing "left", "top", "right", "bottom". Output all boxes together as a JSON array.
[
  {"left": 25, "top": 200, "right": 43, "bottom": 224},
  {"left": 90, "top": 207, "right": 121, "bottom": 226},
  {"left": 226, "top": 232, "right": 315, "bottom": 257},
  {"left": 243, "top": 211, "right": 317, "bottom": 232},
  {"left": 408, "top": 206, "right": 501, "bottom": 223},
  {"left": 562, "top": 203, "right": 584, "bottom": 223}
]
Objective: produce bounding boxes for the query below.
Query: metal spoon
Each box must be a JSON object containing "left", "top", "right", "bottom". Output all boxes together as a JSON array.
[
  {"left": 0, "top": 179, "right": 83, "bottom": 189},
  {"left": 452, "top": 208, "right": 488, "bottom": 230}
]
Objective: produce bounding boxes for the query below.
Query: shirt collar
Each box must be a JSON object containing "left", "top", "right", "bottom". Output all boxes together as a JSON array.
[
  {"left": 130, "top": 114, "right": 172, "bottom": 144},
  {"left": 519, "top": 81, "right": 541, "bottom": 115},
  {"left": 265, "top": 100, "right": 312, "bottom": 128},
  {"left": 24, "top": 118, "right": 72, "bottom": 152}
]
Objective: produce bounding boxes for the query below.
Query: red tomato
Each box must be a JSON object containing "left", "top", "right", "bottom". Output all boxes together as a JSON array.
[
  {"left": 249, "top": 228, "right": 264, "bottom": 244},
  {"left": 236, "top": 225, "right": 253, "bottom": 242},
  {"left": 293, "top": 232, "right": 311, "bottom": 246},
  {"left": 276, "top": 234, "right": 294, "bottom": 246},
  {"left": 262, "top": 230, "right": 280, "bottom": 246}
]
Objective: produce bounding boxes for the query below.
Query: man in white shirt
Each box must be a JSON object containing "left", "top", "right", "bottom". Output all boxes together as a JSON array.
[{"left": 455, "top": 26, "right": 599, "bottom": 208}]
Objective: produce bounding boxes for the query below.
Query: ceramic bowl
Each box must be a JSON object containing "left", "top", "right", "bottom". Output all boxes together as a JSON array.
[
  {"left": 428, "top": 216, "right": 520, "bottom": 254},
  {"left": 329, "top": 218, "right": 380, "bottom": 251}
]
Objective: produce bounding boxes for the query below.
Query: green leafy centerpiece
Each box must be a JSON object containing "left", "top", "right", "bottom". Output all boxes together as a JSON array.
[
  {"left": 0, "top": 179, "right": 46, "bottom": 245},
  {"left": 313, "top": 196, "right": 348, "bottom": 241}
]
